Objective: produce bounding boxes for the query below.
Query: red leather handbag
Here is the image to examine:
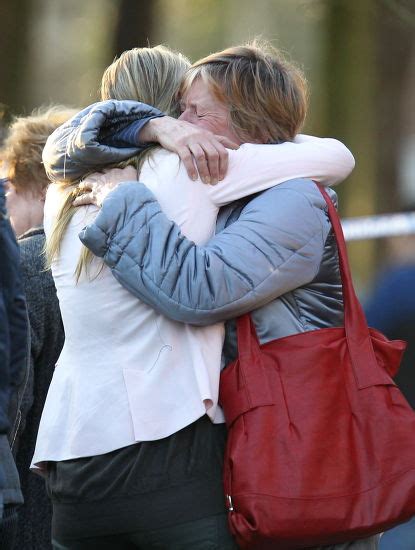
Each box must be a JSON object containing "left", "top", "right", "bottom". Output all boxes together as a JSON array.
[{"left": 219, "top": 185, "right": 415, "bottom": 549}]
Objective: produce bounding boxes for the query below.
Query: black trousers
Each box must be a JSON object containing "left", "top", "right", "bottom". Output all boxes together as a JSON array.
[
  {"left": 48, "top": 416, "right": 238, "bottom": 549},
  {"left": 0, "top": 505, "right": 19, "bottom": 550},
  {"left": 52, "top": 512, "right": 237, "bottom": 550}
]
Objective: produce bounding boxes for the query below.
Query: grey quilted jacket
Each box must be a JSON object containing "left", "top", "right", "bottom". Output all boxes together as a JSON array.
[
  {"left": 42, "top": 100, "right": 344, "bottom": 365},
  {"left": 42, "top": 100, "right": 163, "bottom": 183}
]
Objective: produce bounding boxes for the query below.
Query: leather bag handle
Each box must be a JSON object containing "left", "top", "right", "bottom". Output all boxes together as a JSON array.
[
  {"left": 317, "top": 185, "right": 386, "bottom": 387},
  {"left": 235, "top": 184, "right": 389, "bottom": 391}
]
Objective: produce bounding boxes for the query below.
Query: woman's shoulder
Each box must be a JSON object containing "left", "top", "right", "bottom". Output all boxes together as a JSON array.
[
  {"left": 140, "top": 148, "right": 181, "bottom": 178},
  {"left": 252, "top": 178, "right": 337, "bottom": 212},
  {"left": 45, "top": 183, "right": 66, "bottom": 213},
  {"left": 90, "top": 165, "right": 138, "bottom": 186},
  {"left": 241, "top": 179, "right": 333, "bottom": 240},
  {"left": 18, "top": 228, "right": 47, "bottom": 278},
  {"left": 44, "top": 181, "right": 99, "bottom": 237}
]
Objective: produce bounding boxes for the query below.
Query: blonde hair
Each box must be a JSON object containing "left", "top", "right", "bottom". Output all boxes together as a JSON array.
[
  {"left": 46, "top": 45, "right": 190, "bottom": 280},
  {"left": 101, "top": 45, "right": 189, "bottom": 117},
  {"left": 180, "top": 40, "right": 308, "bottom": 144},
  {"left": 0, "top": 106, "right": 77, "bottom": 196}
]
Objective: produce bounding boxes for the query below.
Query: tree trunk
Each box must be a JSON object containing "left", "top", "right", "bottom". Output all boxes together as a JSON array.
[
  {"left": 0, "top": 0, "right": 32, "bottom": 114},
  {"left": 376, "top": 1, "right": 415, "bottom": 212},
  {"left": 112, "top": 0, "right": 157, "bottom": 59},
  {"left": 324, "top": 0, "right": 378, "bottom": 288}
]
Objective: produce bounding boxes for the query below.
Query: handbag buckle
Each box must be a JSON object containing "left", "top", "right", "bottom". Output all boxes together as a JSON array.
[{"left": 226, "top": 494, "right": 234, "bottom": 512}]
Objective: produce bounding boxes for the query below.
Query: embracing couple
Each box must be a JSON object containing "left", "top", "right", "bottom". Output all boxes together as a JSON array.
[{"left": 33, "top": 41, "right": 379, "bottom": 549}]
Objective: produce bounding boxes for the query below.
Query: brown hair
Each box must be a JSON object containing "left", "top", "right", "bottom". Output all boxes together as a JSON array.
[
  {"left": 1, "top": 106, "right": 77, "bottom": 196},
  {"left": 180, "top": 40, "right": 308, "bottom": 144}
]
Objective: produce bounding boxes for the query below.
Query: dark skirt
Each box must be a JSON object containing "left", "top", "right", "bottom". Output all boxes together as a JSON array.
[{"left": 47, "top": 416, "right": 229, "bottom": 540}]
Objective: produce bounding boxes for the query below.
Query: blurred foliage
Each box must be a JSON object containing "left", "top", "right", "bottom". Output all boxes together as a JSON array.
[{"left": 379, "top": 0, "right": 415, "bottom": 25}]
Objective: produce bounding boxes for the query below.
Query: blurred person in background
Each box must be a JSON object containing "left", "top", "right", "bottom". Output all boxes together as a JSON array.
[
  {"left": 1, "top": 106, "right": 75, "bottom": 549},
  {"left": 36, "top": 43, "right": 380, "bottom": 550},
  {"left": 365, "top": 233, "right": 415, "bottom": 550},
  {"left": 366, "top": 234, "right": 415, "bottom": 408},
  {"left": 0, "top": 177, "right": 28, "bottom": 549}
]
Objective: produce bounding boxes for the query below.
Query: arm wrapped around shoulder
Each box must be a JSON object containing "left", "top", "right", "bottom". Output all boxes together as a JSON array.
[
  {"left": 80, "top": 179, "right": 331, "bottom": 325},
  {"left": 42, "top": 100, "right": 164, "bottom": 183}
]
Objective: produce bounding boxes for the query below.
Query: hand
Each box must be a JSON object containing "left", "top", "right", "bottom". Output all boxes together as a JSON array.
[
  {"left": 140, "top": 117, "right": 239, "bottom": 184},
  {"left": 73, "top": 179, "right": 120, "bottom": 208}
]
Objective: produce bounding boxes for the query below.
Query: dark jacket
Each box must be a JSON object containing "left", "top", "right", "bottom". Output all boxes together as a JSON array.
[
  {"left": 14, "top": 227, "right": 64, "bottom": 549},
  {"left": 365, "top": 264, "right": 415, "bottom": 408},
  {"left": 0, "top": 182, "right": 27, "bottom": 512}
]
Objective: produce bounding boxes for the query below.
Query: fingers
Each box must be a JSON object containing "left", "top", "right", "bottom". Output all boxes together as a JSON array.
[
  {"left": 200, "top": 142, "right": 221, "bottom": 184},
  {"left": 189, "top": 139, "right": 229, "bottom": 184},
  {"left": 177, "top": 147, "right": 198, "bottom": 181},
  {"left": 214, "top": 136, "right": 239, "bottom": 180},
  {"left": 215, "top": 135, "right": 240, "bottom": 150},
  {"left": 78, "top": 181, "right": 93, "bottom": 192},
  {"left": 189, "top": 144, "right": 211, "bottom": 184},
  {"left": 73, "top": 192, "right": 95, "bottom": 207},
  {"left": 149, "top": 117, "right": 239, "bottom": 183},
  {"left": 178, "top": 139, "right": 229, "bottom": 184},
  {"left": 212, "top": 138, "right": 230, "bottom": 182}
]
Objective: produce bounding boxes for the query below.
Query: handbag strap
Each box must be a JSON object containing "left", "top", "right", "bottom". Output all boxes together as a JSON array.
[
  {"left": 236, "top": 184, "right": 388, "bottom": 390},
  {"left": 318, "top": 185, "right": 383, "bottom": 387}
]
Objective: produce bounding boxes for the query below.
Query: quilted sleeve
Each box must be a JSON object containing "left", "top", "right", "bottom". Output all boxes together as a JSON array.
[
  {"left": 42, "top": 100, "right": 164, "bottom": 183},
  {"left": 79, "top": 179, "right": 329, "bottom": 326}
]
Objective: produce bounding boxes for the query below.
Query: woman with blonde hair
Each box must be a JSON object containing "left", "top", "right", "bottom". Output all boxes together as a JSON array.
[{"left": 35, "top": 43, "right": 356, "bottom": 549}]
